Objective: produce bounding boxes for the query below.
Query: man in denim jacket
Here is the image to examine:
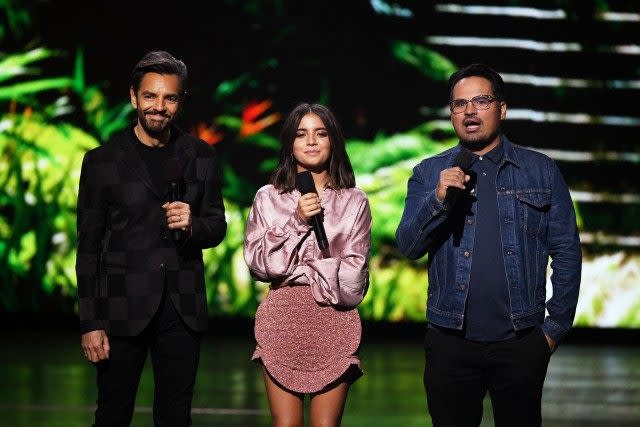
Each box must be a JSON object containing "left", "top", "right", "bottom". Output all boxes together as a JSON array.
[{"left": 396, "top": 64, "right": 581, "bottom": 426}]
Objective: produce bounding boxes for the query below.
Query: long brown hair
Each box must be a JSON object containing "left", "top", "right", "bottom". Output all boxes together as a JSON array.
[{"left": 270, "top": 103, "right": 355, "bottom": 192}]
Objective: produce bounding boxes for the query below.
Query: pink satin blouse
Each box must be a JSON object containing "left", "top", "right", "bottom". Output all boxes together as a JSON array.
[{"left": 243, "top": 184, "right": 371, "bottom": 307}]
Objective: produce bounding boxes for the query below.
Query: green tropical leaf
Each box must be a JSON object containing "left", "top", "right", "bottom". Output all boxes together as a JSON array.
[
  {"left": 213, "top": 74, "right": 253, "bottom": 102},
  {"left": 72, "top": 47, "right": 85, "bottom": 92},
  {"left": 0, "top": 47, "right": 57, "bottom": 83},
  {"left": 391, "top": 40, "right": 457, "bottom": 81},
  {"left": 0, "top": 77, "right": 74, "bottom": 100},
  {"left": 240, "top": 132, "right": 280, "bottom": 150},
  {"left": 0, "top": 0, "right": 31, "bottom": 39},
  {"left": 215, "top": 114, "right": 243, "bottom": 130}
]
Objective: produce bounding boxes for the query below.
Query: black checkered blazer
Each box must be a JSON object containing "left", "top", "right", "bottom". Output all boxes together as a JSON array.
[{"left": 76, "top": 125, "right": 226, "bottom": 336}]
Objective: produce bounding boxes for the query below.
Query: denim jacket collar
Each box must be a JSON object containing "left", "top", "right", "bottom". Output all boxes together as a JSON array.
[
  {"left": 500, "top": 135, "right": 521, "bottom": 168},
  {"left": 449, "top": 135, "right": 521, "bottom": 169}
]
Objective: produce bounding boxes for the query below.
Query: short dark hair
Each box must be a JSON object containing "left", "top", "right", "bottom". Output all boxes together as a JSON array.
[
  {"left": 270, "top": 103, "right": 356, "bottom": 192},
  {"left": 448, "top": 64, "right": 505, "bottom": 101},
  {"left": 130, "top": 51, "right": 188, "bottom": 96}
]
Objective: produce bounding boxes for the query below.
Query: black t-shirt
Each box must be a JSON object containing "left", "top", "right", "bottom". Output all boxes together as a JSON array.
[
  {"left": 131, "top": 126, "right": 175, "bottom": 198},
  {"left": 464, "top": 142, "right": 515, "bottom": 342}
]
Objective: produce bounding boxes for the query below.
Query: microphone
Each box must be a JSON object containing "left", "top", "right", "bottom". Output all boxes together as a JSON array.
[
  {"left": 166, "top": 158, "right": 183, "bottom": 241},
  {"left": 295, "top": 171, "right": 329, "bottom": 250},
  {"left": 444, "top": 147, "right": 474, "bottom": 212}
]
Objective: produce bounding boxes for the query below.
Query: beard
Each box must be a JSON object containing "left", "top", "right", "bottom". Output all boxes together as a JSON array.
[
  {"left": 460, "top": 124, "right": 502, "bottom": 152},
  {"left": 136, "top": 108, "right": 173, "bottom": 137}
]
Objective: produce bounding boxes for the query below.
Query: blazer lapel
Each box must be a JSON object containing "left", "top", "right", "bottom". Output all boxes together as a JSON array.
[
  {"left": 173, "top": 130, "right": 194, "bottom": 179},
  {"left": 173, "top": 127, "right": 199, "bottom": 187}
]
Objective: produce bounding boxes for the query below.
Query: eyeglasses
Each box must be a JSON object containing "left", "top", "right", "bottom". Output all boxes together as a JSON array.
[{"left": 449, "top": 95, "right": 496, "bottom": 114}]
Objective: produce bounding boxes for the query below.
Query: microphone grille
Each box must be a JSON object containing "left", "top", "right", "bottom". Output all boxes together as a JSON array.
[
  {"left": 295, "top": 171, "right": 316, "bottom": 194},
  {"left": 454, "top": 147, "right": 474, "bottom": 172}
]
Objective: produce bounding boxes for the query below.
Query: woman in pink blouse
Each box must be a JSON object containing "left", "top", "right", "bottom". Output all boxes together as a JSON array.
[{"left": 244, "top": 103, "right": 371, "bottom": 426}]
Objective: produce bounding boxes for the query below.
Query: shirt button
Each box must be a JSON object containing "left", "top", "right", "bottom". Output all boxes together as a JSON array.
[
  {"left": 506, "top": 250, "right": 513, "bottom": 255},
  {"left": 466, "top": 219, "right": 474, "bottom": 225},
  {"left": 500, "top": 186, "right": 506, "bottom": 191},
  {"left": 160, "top": 263, "right": 166, "bottom": 268},
  {"left": 464, "top": 251, "right": 471, "bottom": 257}
]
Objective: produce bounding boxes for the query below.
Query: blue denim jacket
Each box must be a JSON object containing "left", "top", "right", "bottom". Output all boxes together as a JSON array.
[{"left": 396, "top": 137, "right": 581, "bottom": 343}]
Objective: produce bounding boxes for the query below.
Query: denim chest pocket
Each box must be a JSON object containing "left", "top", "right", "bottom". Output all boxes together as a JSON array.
[{"left": 515, "top": 189, "right": 551, "bottom": 236}]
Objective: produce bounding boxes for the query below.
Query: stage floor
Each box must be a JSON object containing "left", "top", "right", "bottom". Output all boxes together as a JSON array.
[{"left": 1, "top": 329, "right": 639, "bottom": 426}]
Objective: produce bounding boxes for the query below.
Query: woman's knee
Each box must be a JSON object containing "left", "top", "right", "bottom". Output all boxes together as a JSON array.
[{"left": 272, "top": 412, "right": 304, "bottom": 427}]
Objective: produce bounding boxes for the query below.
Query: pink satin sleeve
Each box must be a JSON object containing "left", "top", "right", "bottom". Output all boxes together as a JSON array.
[
  {"left": 243, "top": 188, "right": 311, "bottom": 282},
  {"left": 306, "top": 197, "right": 371, "bottom": 307},
  {"left": 243, "top": 186, "right": 372, "bottom": 308}
]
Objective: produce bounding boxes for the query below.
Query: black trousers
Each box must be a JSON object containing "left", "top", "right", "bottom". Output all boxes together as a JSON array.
[
  {"left": 424, "top": 326, "right": 551, "bottom": 427},
  {"left": 93, "top": 292, "right": 202, "bottom": 427}
]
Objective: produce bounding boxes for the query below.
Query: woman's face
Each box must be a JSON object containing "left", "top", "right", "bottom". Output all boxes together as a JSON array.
[{"left": 292, "top": 113, "right": 332, "bottom": 173}]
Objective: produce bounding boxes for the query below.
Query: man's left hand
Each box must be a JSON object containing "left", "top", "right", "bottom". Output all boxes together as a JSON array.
[
  {"left": 163, "top": 201, "right": 192, "bottom": 234},
  {"left": 544, "top": 333, "right": 555, "bottom": 352}
]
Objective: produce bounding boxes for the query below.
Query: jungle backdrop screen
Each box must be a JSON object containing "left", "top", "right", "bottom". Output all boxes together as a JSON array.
[{"left": 1, "top": 0, "right": 638, "bottom": 328}]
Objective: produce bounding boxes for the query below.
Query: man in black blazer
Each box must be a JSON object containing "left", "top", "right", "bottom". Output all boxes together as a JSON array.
[{"left": 76, "top": 51, "right": 226, "bottom": 426}]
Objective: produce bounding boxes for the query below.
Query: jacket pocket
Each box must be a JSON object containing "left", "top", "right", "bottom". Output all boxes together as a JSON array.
[
  {"left": 515, "top": 189, "right": 551, "bottom": 236},
  {"left": 536, "top": 326, "right": 553, "bottom": 357}
]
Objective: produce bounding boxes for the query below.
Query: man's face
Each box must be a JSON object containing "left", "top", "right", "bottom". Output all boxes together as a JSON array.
[
  {"left": 450, "top": 76, "right": 506, "bottom": 151},
  {"left": 130, "top": 72, "right": 181, "bottom": 136}
]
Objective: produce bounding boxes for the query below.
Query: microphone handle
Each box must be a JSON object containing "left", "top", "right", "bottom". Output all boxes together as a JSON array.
[
  {"left": 444, "top": 186, "right": 464, "bottom": 211},
  {"left": 444, "top": 147, "right": 474, "bottom": 211},
  {"left": 169, "top": 182, "right": 183, "bottom": 241},
  {"left": 310, "top": 215, "right": 328, "bottom": 249}
]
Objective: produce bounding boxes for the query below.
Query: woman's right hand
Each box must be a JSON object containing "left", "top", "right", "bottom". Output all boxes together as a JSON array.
[{"left": 297, "top": 192, "right": 322, "bottom": 221}]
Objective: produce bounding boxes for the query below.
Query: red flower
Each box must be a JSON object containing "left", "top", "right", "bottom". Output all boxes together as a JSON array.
[
  {"left": 195, "top": 122, "right": 223, "bottom": 145},
  {"left": 240, "top": 100, "right": 280, "bottom": 137}
]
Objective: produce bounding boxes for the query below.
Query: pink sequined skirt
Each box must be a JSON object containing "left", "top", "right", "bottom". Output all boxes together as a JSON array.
[{"left": 252, "top": 285, "right": 362, "bottom": 393}]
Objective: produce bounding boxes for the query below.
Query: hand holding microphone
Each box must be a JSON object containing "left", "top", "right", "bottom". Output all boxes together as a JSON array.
[
  {"left": 163, "top": 201, "right": 191, "bottom": 238},
  {"left": 436, "top": 147, "right": 474, "bottom": 211},
  {"left": 295, "top": 171, "right": 329, "bottom": 250},
  {"left": 163, "top": 158, "right": 190, "bottom": 240},
  {"left": 297, "top": 193, "right": 322, "bottom": 221}
]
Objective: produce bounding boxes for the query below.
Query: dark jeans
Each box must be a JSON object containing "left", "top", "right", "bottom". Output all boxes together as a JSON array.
[
  {"left": 93, "top": 293, "right": 201, "bottom": 427},
  {"left": 424, "top": 326, "right": 551, "bottom": 427}
]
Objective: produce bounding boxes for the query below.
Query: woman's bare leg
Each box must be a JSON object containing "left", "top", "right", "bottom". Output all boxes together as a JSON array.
[
  {"left": 262, "top": 367, "right": 304, "bottom": 427},
  {"left": 309, "top": 381, "right": 350, "bottom": 427}
]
